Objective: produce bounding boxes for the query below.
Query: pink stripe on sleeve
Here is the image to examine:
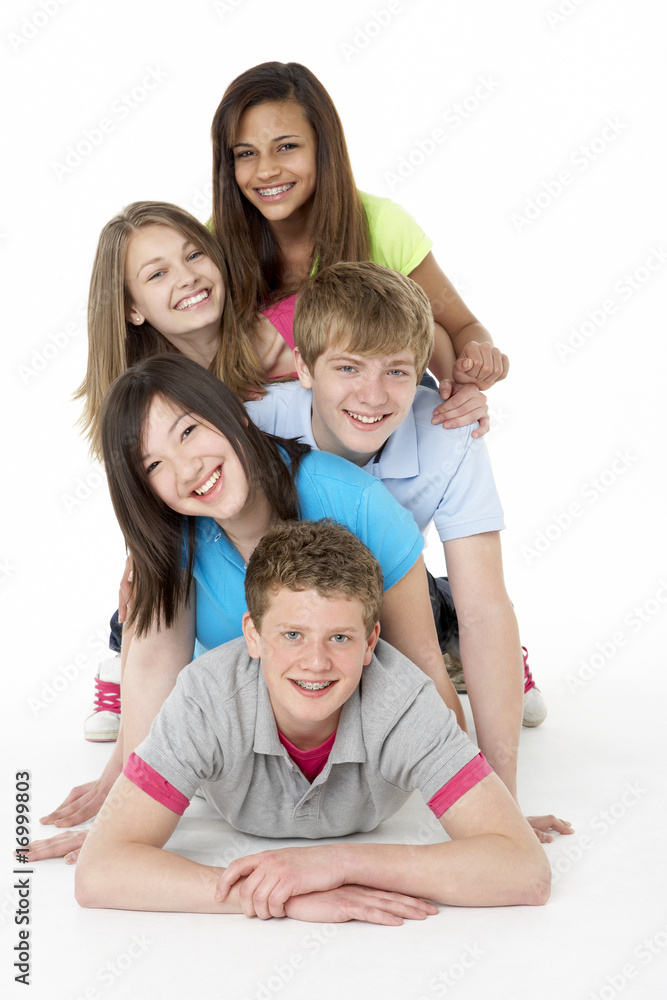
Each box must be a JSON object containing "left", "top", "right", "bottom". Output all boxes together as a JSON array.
[
  {"left": 427, "top": 753, "right": 493, "bottom": 818},
  {"left": 123, "top": 752, "right": 190, "bottom": 816}
]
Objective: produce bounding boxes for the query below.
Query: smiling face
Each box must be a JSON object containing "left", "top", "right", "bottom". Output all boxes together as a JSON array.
[
  {"left": 232, "top": 101, "right": 317, "bottom": 227},
  {"left": 141, "top": 395, "right": 252, "bottom": 527},
  {"left": 125, "top": 224, "right": 225, "bottom": 350},
  {"left": 294, "top": 343, "right": 420, "bottom": 467},
  {"left": 243, "top": 587, "right": 379, "bottom": 750}
]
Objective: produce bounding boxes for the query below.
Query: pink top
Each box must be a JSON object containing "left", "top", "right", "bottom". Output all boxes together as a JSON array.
[
  {"left": 261, "top": 294, "right": 297, "bottom": 350},
  {"left": 278, "top": 728, "right": 337, "bottom": 782}
]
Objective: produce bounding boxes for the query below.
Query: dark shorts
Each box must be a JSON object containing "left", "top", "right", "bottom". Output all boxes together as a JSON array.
[
  {"left": 109, "top": 610, "right": 123, "bottom": 654},
  {"left": 426, "top": 570, "right": 460, "bottom": 656}
]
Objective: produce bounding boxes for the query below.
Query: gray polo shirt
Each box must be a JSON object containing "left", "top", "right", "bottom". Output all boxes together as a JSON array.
[{"left": 132, "top": 637, "right": 481, "bottom": 839}]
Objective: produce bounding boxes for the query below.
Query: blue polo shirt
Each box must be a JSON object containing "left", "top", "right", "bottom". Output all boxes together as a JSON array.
[
  {"left": 246, "top": 383, "right": 505, "bottom": 540},
  {"left": 191, "top": 448, "right": 423, "bottom": 654}
]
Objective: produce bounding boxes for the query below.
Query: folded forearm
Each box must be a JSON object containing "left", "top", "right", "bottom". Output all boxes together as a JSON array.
[
  {"left": 341, "top": 835, "right": 548, "bottom": 907},
  {"left": 76, "top": 842, "right": 241, "bottom": 913}
]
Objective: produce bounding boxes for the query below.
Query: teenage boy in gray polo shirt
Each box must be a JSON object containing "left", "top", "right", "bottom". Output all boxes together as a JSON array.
[
  {"left": 246, "top": 262, "right": 569, "bottom": 844},
  {"left": 75, "top": 521, "right": 550, "bottom": 922}
]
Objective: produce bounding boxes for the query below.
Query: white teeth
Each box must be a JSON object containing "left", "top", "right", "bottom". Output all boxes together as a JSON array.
[
  {"left": 176, "top": 290, "right": 209, "bottom": 310},
  {"left": 194, "top": 468, "right": 221, "bottom": 495},
  {"left": 293, "top": 680, "right": 333, "bottom": 691},
  {"left": 348, "top": 412, "right": 384, "bottom": 424},
  {"left": 257, "top": 183, "right": 294, "bottom": 196}
]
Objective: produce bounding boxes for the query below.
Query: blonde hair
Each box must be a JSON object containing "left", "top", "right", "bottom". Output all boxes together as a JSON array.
[
  {"left": 75, "top": 201, "right": 267, "bottom": 460},
  {"left": 244, "top": 519, "right": 383, "bottom": 637},
  {"left": 293, "top": 261, "right": 434, "bottom": 380}
]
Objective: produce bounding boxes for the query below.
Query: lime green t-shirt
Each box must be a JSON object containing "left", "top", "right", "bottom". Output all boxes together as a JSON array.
[
  {"left": 206, "top": 190, "right": 432, "bottom": 276},
  {"left": 360, "top": 190, "right": 433, "bottom": 275}
]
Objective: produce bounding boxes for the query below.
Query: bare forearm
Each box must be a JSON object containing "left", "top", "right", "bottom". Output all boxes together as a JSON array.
[
  {"left": 458, "top": 607, "right": 523, "bottom": 798},
  {"left": 449, "top": 320, "right": 493, "bottom": 357},
  {"left": 120, "top": 618, "right": 195, "bottom": 764},
  {"left": 76, "top": 840, "right": 241, "bottom": 913},
  {"left": 427, "top": 322, "right": 457, "bottom": 382},
  {"left": 340, "top": 833, "right": 548, "bottom": 907}
]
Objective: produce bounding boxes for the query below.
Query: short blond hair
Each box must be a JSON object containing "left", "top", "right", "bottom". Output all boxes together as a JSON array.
[
  {"left": 293, "top": 261, "right": 434, "bottom": 380},
  {"left": 244, "top": 520, "right": 384, "bottom": 636}
]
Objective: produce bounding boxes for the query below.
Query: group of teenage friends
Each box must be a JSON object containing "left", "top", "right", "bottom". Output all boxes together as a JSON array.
[{"left": 26, "top": 61, "right": 572, "bottom": 924}]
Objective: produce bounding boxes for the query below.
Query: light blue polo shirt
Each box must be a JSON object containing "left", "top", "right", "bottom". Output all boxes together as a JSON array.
[
  {"left": 246, "top": 383, "right": 505, "bottom": 541},
  {"left": 191, "top": 448, "right": 423, "bottom": 655}
]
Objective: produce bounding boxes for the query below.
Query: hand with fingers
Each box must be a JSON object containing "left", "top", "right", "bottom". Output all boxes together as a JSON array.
[
  {"left": 215, "top": 845, "right": 349, "bottom": 919},
  {"left": 453, "top": 341, "right": 508, "bottom": 389},
  {"left": 284, "top": 886, "right": 439, "bottom": 925},
  {"left": 19, "top": 829, "right": 89, "bottom": 864},
  {"left": 527, "top": 814, "right": 574, "bottom": 844},
  {"left": 431, "top": 380, "right": 490, "bottom": 437},
  {"left": 40, "top": 775, "right": 113, "bottom": 831}
]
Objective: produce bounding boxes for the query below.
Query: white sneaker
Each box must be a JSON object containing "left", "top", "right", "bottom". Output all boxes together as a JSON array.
[
  {"left": 521, "top": 647, "right": 547, "bottom": 727},
  {"left": 444, "top": 646, "right": 547, "bottom": 727},
  {"left": 83, "top": 654, "right": 121, "bottom": 742}
]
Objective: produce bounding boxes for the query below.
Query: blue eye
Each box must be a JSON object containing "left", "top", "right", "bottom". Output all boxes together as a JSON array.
[{"left": 331, "top": 634, "right": 349, "bottom": 643}]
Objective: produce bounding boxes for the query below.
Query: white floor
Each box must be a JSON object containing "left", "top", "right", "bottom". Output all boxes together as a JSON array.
[
  {"left": 9, "top": 628, "right": 667, "bottom": 1000},
  {"left": 4, "top": 1, "right": 667, "bottom": 997}
]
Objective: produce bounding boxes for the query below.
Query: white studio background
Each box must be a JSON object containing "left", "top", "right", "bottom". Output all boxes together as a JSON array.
[{"left": 2, "top": 1, "right": 666, "bottom": 999}]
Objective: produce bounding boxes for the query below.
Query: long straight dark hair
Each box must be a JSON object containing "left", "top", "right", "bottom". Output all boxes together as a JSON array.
[
  {"left": 101, "top": 354, "right": 309, "bottom": 635},
  {"left": 211, "top": 61, "right": 370, "bottom": 324}
]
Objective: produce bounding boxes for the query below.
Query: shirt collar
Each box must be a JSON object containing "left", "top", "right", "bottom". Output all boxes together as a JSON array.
[
  {"left": 364, "top": 406, "right": 420, "bottom": 480},
  {"left": 253, "top": 669, "right": 366, "bottom": 764}
]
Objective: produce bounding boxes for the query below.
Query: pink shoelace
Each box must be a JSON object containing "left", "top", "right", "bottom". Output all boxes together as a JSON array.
[
  {"left": 94, "top": 677, "right": 121, "bottom": 713},
  {"left": 522, "top": 647, "right": 536, "bottom": 694}
]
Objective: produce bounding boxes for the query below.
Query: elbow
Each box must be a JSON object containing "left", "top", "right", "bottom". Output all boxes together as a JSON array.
[
  {"left": 523, "top": 855, "right": 552, "bottom": 906},
  {"left": 74, "top": 866, "right": 95, "bottom": 909},
  {"left": 74, "top": 860, "right": 106, "bottom": 909}
]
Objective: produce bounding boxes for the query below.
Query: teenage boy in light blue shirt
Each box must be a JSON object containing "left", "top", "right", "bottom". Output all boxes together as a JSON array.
[{"left": 247, "top": 261, "right": 569, "bottom": 843}]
